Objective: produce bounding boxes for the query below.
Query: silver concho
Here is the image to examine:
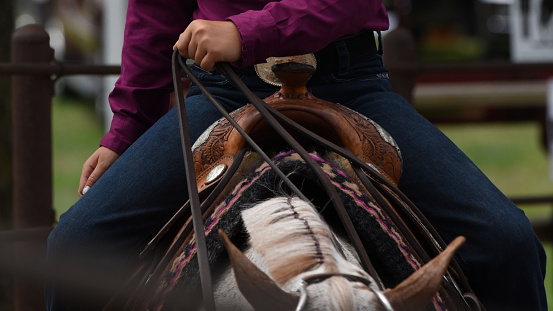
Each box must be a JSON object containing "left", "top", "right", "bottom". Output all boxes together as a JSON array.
[
  {"left": 254, "top": 53, "right": 317, "bottom": 86},
  {"left": 206, "top": 164, "right": 228, "bottom": 184}
]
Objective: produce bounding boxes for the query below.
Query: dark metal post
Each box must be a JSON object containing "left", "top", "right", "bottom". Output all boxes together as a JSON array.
[
  {"left": 0, "top": 2, "right": 14, "bottom": 310},
  {"left": 11, "top": 24, "right": 55, "bottom": 311},
  {"left": 382, "top": 26, "right": 419, "bottom": 104},
  {"left": 382, "top": 0, "right": 419, "bottom": 104}
]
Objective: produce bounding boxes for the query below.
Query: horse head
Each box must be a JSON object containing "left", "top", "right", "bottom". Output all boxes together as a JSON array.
[{"left": 218, "top": 197, "right": 465, "bottom": 311}]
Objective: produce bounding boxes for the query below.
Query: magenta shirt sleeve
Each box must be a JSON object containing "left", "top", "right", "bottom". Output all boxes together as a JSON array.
[
  {"left": 228, "top": 0, "right": 389, "bottom": 67},
  {"left": 100, "top": 0, "right": 195, "bottom": 154},
  {"left": 101, "top": 0, "right": 389, "bottom": 154}
]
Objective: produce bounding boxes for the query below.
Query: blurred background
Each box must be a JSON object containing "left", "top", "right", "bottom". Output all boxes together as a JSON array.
[{"left": 1, "top": 0, "right": 553, "bottom": 309}]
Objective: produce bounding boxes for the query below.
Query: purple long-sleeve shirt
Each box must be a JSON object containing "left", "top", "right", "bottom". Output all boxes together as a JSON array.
[{"left": 101, "top": 0, "right": 389, "bottom": 154}]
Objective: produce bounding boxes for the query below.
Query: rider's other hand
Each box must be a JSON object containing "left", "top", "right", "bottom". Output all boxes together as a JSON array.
[
  {"left": 79, "top": 146, "right": 120, "bottom": 197},
  {"left": 173, "top": 20, "right": 242, "bottom": 71}
]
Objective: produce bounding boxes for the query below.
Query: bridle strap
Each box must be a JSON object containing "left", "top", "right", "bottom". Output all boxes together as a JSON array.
[
  {"left": 297, "top": 273, "right": 394, "bottom": 311},
  {"left": 303, "top": 273, "right": 374, "bottom": 287},
  {"left": 172, "top": 49, "right": 216, "bottom": 311}
]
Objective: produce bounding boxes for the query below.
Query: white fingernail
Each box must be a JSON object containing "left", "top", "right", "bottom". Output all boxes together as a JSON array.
[{"left": 83, "top": 186, "right": 90, "bottom": 195}]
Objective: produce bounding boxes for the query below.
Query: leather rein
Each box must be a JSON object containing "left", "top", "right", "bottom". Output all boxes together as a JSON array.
[{"left": 297, "top": 273, "right": 394, "bottom": 311}]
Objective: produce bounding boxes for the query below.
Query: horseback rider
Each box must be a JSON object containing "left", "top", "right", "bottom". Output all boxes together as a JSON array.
[{"left": 46, "top": 0, "right": 547, "bottom": 310}]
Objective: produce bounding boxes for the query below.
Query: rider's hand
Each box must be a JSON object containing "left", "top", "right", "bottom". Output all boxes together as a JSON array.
[
  {"left": 173, "top": 20, "right": 242, "bottom": 71},
  {"left": 79, "top": 146, "right": 120, "bottom": 197}
]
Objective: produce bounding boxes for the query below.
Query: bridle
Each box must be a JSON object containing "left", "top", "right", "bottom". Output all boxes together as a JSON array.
[{"left": 296, "top": 273, "right": 394, "bottom": 311}]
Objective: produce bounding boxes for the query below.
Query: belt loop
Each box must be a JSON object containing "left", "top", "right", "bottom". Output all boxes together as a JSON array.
[
  {"left": 376, "top": 31, "right": 383, "bottom": 55},
  {"left": 334, "top": 39, "right": 350, "bottom": 75}
]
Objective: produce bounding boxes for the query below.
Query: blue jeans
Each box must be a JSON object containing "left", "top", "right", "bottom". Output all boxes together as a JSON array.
[{"left": 46, "top": 52, "right": 547, "bottom": 310}]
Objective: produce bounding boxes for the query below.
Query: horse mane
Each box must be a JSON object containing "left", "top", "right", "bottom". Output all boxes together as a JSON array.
[{"left": 241, "top": 196, "right": 381, "bottom": 311}]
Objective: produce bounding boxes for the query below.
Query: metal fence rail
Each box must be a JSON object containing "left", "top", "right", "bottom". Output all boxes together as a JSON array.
[
  {"left": 0, "top": 24, "right": 120, "bottom": 311},
  {"left": 0, "top": 62, "right": 120, "bottom": 76},
  {"left": 1, "top": 24, "right": 120, "bottom": 237}
]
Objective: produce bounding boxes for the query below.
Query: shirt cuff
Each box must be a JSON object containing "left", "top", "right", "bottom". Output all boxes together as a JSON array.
[
  {"left": 99, "top": 113, "right": 149, "bottom": 155},
  {"left": 228, "top": 10, "right": 279, "bottom": 67}
]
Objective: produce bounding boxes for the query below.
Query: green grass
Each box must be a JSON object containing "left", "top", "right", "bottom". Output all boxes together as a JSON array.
[
  {"left": 547, "top": 243, "right": 553, "bottom": 311},
  {"left": 52, "top": 99, "right": 553, "bottom": 308},
  {"left": 439, "top": 122, "right": 553, "bottom": 310},
  {"left": 52, "top": 96, "right": 104, "bottom": 218},
  {"left": 439, "top": 123, "right": 553, "bottom": 218}
]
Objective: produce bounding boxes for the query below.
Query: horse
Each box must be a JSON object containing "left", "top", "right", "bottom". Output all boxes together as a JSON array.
[{"left": 104, "top": 56, "right": 483, "bottom": 311}]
